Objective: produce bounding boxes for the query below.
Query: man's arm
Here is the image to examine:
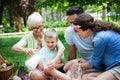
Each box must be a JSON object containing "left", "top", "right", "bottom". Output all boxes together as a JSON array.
[{"left": 68, "top": 44, "right": 77, "bottom": 60}]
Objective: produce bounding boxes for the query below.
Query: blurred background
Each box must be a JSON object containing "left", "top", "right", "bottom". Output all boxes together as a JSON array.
[{"left": 0, "top": 0, "right": 120, "bottom": 33}]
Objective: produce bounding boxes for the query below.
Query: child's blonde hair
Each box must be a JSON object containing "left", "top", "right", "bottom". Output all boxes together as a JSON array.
[{"left": 44, "top": 28, "right": 58, "bottom": 39}]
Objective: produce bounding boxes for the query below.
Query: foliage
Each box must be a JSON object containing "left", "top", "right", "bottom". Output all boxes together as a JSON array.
[
  {"left": 3, "top": 20, "right": 69, "bottom": 33},
  {"left": 44, "top": 20, "right": 69, "bottom": 28},
  {"left": 35, "top": 0, "right": 120, "bottom": 11},
  {"left": 1, "top": 0, "right": 120, "bottom": 33},
  {"left": 35, "top": 0, "right": 69, "bottom": 11},
  {"left": 85, "top": 5, "right": 102, "bottom": 13},
  {"left": 106, "top": 15, "right": 120, "bottom": 26},
  {"left": 4, "top": 27, "right": 16, "bottom": 33},
  {"left": 0, "top": 0, "right": 38, "bottom": 27}
]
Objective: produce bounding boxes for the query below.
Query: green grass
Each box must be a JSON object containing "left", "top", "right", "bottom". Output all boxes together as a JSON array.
[
  {"left": 0, "top": 35, "right": 28, "bottom": 72},
  {"left": 0, "top": 29, "right": 70, "bottom": 73},
  {"left": 0, "top": 28, "right": 82, "bottom": 73}
]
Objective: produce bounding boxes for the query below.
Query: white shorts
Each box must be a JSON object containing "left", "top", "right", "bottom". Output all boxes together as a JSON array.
[{"left": 109, "top": 64, "right": 120, "bottom": 80}]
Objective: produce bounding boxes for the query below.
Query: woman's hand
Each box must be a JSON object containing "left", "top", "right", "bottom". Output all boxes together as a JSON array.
[
  {"left": 23, "top": 48, "right": 37, "bottom": 57},
  {"left": 77, "top": 58, "right": 87, "bottom": 63},
  {"left": 80, "top": 62, "right": 90, "bottom": 70}
]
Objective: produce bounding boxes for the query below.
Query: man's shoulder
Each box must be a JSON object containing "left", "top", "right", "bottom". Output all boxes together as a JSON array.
[
  {"left": 65, "top": 26, "right": 74, "bottom": 32},
  {"left": 65, "top": 26, "right": 75, "bottom": 35}
]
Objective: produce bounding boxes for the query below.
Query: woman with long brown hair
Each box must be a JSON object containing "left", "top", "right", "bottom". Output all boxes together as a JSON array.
[{"left": 72, "top": 13, "right": 120, "bottom": 80}]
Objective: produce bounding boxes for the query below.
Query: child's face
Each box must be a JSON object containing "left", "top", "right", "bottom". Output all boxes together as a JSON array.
[{"left": 45, "top": 37, "right": 58, "bottom": 50}]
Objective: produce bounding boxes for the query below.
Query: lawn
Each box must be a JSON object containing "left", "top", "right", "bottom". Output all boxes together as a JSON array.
[
  {"left": 0, "top": 28, "right": 70, "bottom": 73},
  {"left": 0, "top": 28, "right": 81, "bottom": 73},
  {"left": 0, "top": 34, "right": 28, "bottom": 72}
]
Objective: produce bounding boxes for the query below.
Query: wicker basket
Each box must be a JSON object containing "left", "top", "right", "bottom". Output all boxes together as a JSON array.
[
  {"left": 0, "top": 53, "right": 14, "bottom": 80},
  {"left": 0, "top": 63, "right": 14, "bottom": 80}
]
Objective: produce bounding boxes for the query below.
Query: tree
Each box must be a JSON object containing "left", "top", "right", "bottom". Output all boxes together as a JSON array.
[
  {"left": 35, "top": 0, "right": 120, "bottom": 20},
  {"left": 0, "top": 0, "right": 5, "bottom": 25},
  {"left": 0, "top": 0, "right": 37, "bottom": 29}
]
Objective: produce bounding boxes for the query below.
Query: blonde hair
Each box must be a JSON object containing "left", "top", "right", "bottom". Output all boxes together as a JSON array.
[
  {"left": 44, "top": 28, "right": 58, "bottom": 39},
  {"left": 27, "top": 12, "right": 44, "bottom": 29}
]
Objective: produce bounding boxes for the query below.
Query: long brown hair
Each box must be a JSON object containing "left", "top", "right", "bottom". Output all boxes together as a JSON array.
[
  {"left": 73, "top": 13, "right": 120, "bottom": 34},
  {"left": 93, "top": 20, "right": 120, "bottom": 34}
]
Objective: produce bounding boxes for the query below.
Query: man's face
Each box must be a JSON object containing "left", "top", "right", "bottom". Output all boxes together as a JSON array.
[{"left": 67, "top": 14, "right": 78, "bottom": 26}]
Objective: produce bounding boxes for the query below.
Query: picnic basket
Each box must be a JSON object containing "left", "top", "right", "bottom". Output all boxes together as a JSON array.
[{"left": 0, "top": 52, "right": 14, "bottom": 80}]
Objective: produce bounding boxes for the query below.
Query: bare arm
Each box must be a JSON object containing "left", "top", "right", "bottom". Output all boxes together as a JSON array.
[
  {"left": 63, "top": 59, "right": 78, "bottom": 72},
  {"left": 55, "top": 59, "right": 64, "bottom": 69},
  {"left": 48, "top": 39, "right": 65, "bottom": 68},
  {"left": 54, "top": 39, "right": 65, "bottom": 61},
  {"left": 12, "top": 45, "right": 37, "bottom": 56},
  {"left": 54, "top": 47, "right": 65, "bottom": 62},
  {"left": 45, "top": 69, "right": 71, "bottom": 80},
  {"left": 68, "top": 44, "right": 77, "bottom": 60},
  {"left": 12, "top": 33, "right": 39, "bottom": 56}
]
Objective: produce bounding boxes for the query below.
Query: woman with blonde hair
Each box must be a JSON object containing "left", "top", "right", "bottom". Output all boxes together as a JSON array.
[{"left": 12, "top": 12, "right": 65, "bottom": 72}]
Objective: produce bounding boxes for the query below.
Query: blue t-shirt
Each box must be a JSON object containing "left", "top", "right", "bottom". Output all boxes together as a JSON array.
[
  {"left": 37, "top": 46, "right": 64, "bottom": 62},
  {"left": 89, "top": 30, "right": 120, "bottom": 71},
  {"left": 64, "top": 27, "right": 93, "bottom": 60}
]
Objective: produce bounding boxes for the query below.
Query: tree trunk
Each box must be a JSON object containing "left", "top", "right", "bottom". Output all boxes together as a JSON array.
[
  {"left": 0, "top": 0, "right": 5, "bottom": 25},
  {"left": 51, "top": 10, "right": 54, "bottom": 21},
  {"left": 102, "top": 6, "right": 107, "bottom": 20},
  {"left": 23, "top": 15, "right": 26, "bottom": 27},
  {"left": 115, "top": 12, "right": 118, "bottom": 22},
  {"left": 16, "top": 23, "right": 20, "bottom": 32},
  {"left": 9, "top": 11, "right": 14, "bottom": 27}
]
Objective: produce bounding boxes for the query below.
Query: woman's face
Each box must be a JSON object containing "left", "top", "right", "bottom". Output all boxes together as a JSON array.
[
  {"left": 74, "top": 28, "right": 91, "bottom": 39},
  {"left": 32, "top": 22, "right": 44, "bottom": 37}
]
